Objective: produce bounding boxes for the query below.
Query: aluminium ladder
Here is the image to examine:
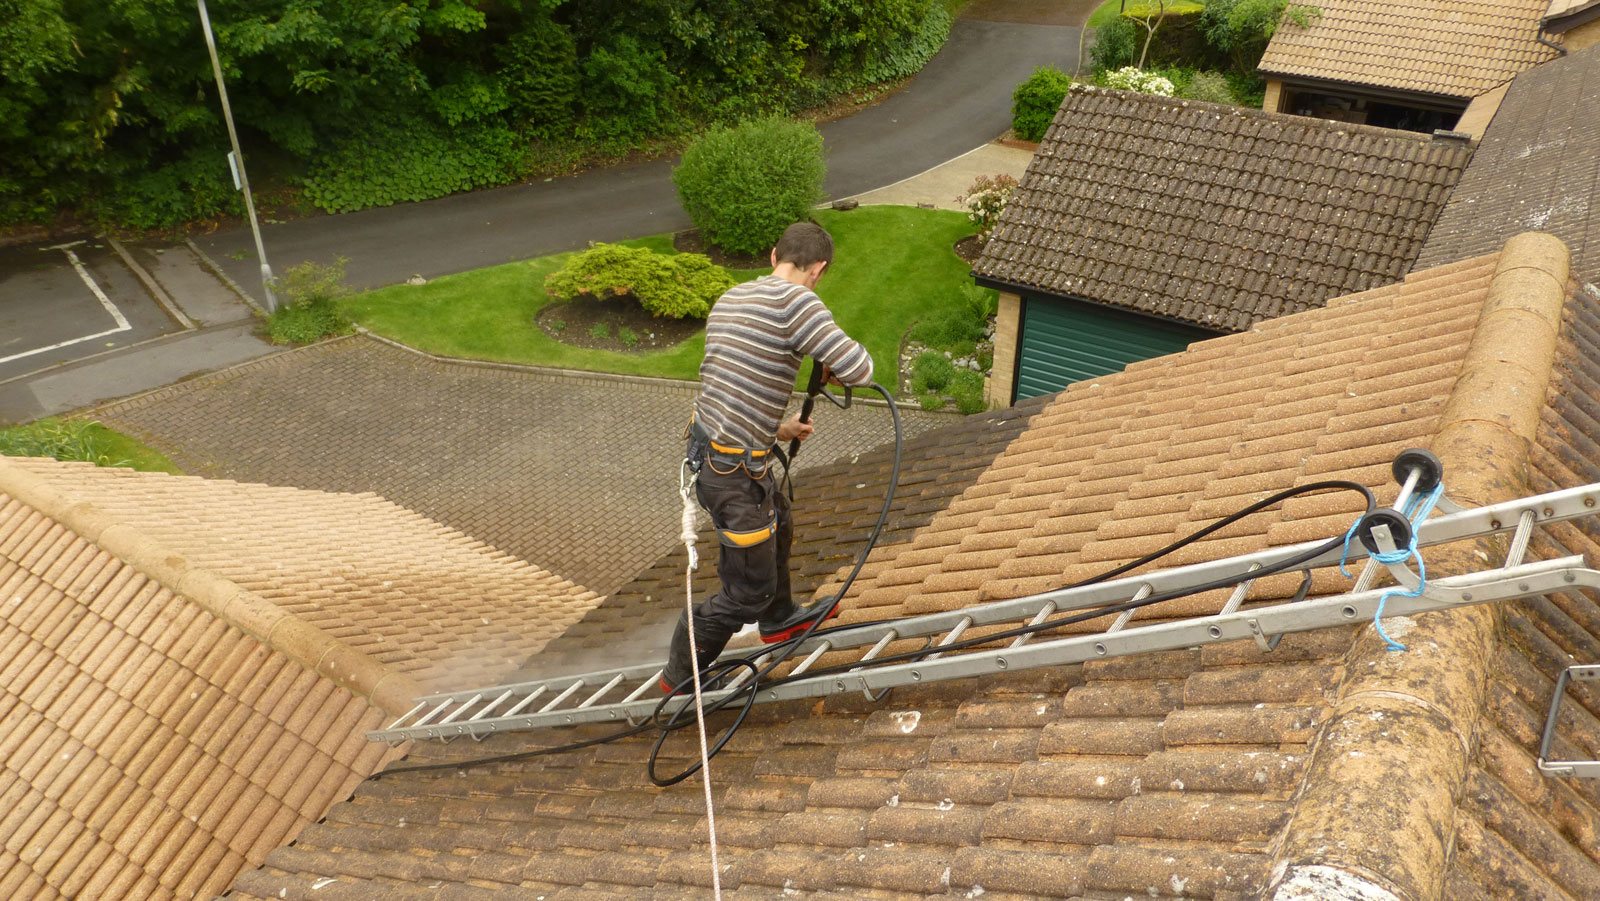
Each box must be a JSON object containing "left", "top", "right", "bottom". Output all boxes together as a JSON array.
[{"left": 369, "top": 455, "right": 1600, "bottom": 779}]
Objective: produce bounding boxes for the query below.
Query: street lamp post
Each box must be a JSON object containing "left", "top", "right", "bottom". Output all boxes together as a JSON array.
[{"left": 196, "top": 0, "right": 278, "bottom": 312}]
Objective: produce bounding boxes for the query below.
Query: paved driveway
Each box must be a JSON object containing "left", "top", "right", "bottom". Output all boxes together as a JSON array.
[{"left": 92, "top": 336, "right": 954, "bottom": 596}]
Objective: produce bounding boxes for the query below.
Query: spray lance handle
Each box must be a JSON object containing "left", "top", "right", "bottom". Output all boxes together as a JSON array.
[{"left": 788, "top": 359, "right": 852, "bottom": 462}]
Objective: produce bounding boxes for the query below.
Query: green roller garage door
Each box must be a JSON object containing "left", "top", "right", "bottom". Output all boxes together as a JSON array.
[{"left": 1016, "top": 296, "right": 1216, "bottom": 400}]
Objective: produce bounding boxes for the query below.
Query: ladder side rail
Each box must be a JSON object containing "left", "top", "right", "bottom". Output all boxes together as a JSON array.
[{"left": 370, "top": 556, "right": 1598, "bottom": 742}]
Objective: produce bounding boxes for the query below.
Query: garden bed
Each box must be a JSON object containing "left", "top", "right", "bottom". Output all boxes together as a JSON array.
[
  {"left": 672, "top": 228, "right": 771, "bottom": 269},
  {"left": 536, "top": 295, "right": 703, "bottom": 353}
]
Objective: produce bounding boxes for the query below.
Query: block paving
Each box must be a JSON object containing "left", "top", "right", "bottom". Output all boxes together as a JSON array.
[{"left": 91, "top": 336, "right": 953, "bottom": 597}]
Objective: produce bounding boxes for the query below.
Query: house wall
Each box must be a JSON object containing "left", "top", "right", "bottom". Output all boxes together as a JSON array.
[
  {"left": 1454, "top": 81, "right": 1510, "bottom": 138},
  {"left": 986, "top": 291, "right": 1021, "bottom": 408},
  {"left": 1566, "top": 20, "right": 1600, "bottom": 51},
  {"left": 1263, "top": 79, "right": 1285, "bottom": 112}
]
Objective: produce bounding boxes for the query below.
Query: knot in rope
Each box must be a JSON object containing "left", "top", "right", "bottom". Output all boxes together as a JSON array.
[{"left": 1338, "top": 481, "right": 1447, "bottom": 653}]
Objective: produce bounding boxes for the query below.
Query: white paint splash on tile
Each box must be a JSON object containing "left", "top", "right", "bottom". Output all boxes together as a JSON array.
[
  {"left": 887, "top": 794, "right": 899, "bottom": 807},
  {"left": 1270, "top": 864, "right": 1401, "bottom": 900},
  {"left": 312, "top": 877, "right": 337, "bottom": 890},
  {"left": 937, "top": 798, "right": 955, "bottom": 811},
  {"left": 890, "top": 710, "right": 922, "bottom": 733}
]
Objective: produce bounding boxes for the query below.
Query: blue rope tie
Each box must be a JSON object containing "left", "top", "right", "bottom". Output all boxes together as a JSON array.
[{"left": 1338, "top": 482, "right": 1447, "bottom": 652}]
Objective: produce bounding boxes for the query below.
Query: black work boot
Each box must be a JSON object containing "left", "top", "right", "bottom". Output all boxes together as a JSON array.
[
  {"left": 660, "top": 611, "right": 732, "bottom": 695},
  {"left": 758, "top": 597, "right": 840, "bottom": 645}
]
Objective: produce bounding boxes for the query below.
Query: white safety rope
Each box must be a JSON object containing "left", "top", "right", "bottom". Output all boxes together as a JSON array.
[{"left": 679, "top": 468, "right": 722, "bottom": 899}]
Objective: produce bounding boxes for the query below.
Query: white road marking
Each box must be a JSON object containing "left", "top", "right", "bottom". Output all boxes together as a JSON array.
[{"left": 0, "top": 246, "right": 133, "bottom": 364}]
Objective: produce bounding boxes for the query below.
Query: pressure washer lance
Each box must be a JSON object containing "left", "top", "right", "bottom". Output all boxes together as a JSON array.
[{"left": 782, "top": 360, "right": 851, "bottom": 498}]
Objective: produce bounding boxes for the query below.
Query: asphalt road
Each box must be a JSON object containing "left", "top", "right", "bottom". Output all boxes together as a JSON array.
[
  {"left": 0, "top": 240, "right": 181, "bottom": 383},
  {"left": 195, "top": 18, "right": 1081, "bottom": 293}
]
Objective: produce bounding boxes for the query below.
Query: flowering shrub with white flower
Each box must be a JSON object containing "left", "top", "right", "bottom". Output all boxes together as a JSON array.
[{"left": 1104, "top": 66, "right": 1176, "bottom": 96}]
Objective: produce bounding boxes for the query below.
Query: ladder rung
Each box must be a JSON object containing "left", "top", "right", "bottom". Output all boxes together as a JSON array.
[
  {"left": 1106, "top": 584, "right": 1153, "bottom": 634},
  {"left": 578, "top": 674, "right": 626, "bottom": 709},
  {"left": 412, "top": 699, "right": 455, "bottom": 729},
  {"left": 538, "top": 681, "right": 585, "bottom": 713},
  {"left": 501, "top": 686, "right": 549, "bottom": 719},
  {"left": 469, "top": 689, "right": 516, "bottom": 722},
  {"left": 788, "top": 642, "right": 832, "bottom": 678},
  {"left": 1219, "top": 564, "right": 1263, "bottom": 616},
  {"left": 1506, "top": 509, "right": 1537, "bottom": 566},
  {"left": 436, "top": 694, "right": 482, "bottom": 726},
  {"left": 385, "top": 701, "right": 426, "bottom": 731},
  {"left": 725, "top": 653, "right": 771, "bottom": 691},
  {"left": 1352, "top": 557, "right": 1382, "bottom": 593},
  {"left": 928, "top": 617, "right": 972, "bottom": 661},
  {"left": 621, "top": 673, "right": 663, "bottom": 705},
  {"left": 1009, "top": 604, "right": 1056, "bottom": 649},
  {"left": 858, "top": 630, "right": 898, "bottom": 663}
]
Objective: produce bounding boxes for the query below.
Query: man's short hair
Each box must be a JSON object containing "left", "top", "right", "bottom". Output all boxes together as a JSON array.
[{"left": 773, "top": 222, "right": 833, "bottom": 269}]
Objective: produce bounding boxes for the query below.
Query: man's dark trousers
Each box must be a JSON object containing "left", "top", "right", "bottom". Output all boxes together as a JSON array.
[{"left": 664, "top": 462, "right": 795, "bottom": 686}]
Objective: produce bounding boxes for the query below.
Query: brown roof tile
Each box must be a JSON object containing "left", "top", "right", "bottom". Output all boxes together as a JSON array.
[
  {"left": 0, "top": 458, "right": 621, "bottom": 897},
  {"left": 972, "top": 86, "right": 1474, "bottom": 332},
  {"left": 1260, "top": 0, "right": 1561, "bottom": 99},
  {"left": 178, "top": 234, "right": 1592, "bottom": 898}
]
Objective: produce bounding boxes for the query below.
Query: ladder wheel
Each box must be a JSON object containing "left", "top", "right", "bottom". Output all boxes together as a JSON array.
[
  {"left": 1392, "top": 448, "right": 1443, "bottom": 492},
  {"left": 1357, "top": 508, "right": 1413, "bottom": 555}
]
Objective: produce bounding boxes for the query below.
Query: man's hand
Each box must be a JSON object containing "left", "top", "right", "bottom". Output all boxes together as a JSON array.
[{"left": 776, "top": 415, "right": 814, "bottom": 443}]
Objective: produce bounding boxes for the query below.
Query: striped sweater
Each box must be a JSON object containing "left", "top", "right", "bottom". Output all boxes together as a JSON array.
[{"left": 694, "top": 275, "right": 874, "bottom": 449}]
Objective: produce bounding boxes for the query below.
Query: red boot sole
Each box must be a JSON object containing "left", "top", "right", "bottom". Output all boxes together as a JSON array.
[{"left": 758, "top": 604, "right": 840, "bottom": 644}]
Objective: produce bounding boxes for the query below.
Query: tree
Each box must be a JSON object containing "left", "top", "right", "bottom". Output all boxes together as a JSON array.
[{"left": 1129, "top": 0, "right": 1173, "bottom": 69}]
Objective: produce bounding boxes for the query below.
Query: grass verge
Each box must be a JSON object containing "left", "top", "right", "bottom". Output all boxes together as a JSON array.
[
  {"left": 1, "top": 418, "right": 182, "bottom": 474},
  {"left": 345, "top": 205, "right": 983, "bottom": 389}
]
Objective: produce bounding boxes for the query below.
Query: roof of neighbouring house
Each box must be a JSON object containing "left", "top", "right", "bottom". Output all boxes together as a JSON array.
[
  {"left": 1414, "top": 42, "right": 1600, "bottom": 286},
  {"left": 226, "top": 233, "right": 1600, "bottom": 900},
  {"left": 1547, "top": 0, "right": 1600, "bottom": 28},
  {"left": 971, "top": 85, "right": 1474, "bottom": 332},
  {"left": 1258, "top": 0, "right": 1562, "bottom": 99},
  {"left": 0, "top": 458, "right": 602, "bottom": 898}
]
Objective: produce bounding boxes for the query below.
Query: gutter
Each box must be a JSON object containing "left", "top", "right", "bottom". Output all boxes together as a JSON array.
[
  {"left": 970, "top": 270, "right": 1233, "bottom": 335},
  {"left": 1536, "top": 26, "right": 1569, "bottom": 57}
]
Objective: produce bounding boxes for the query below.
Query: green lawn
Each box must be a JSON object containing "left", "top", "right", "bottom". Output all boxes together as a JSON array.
[
  {"left": 344, "top": 205, "right": 982, "bottom": 388},
  {"left": 1, "top": 418, "right": 182, "bottom": 474},
  {"left": 1089, "top": 0, "right": 1205, "bottom": 28}
]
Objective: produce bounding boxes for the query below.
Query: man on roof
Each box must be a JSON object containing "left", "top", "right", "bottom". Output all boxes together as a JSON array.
[{"left": 663, "top": 221, "right": 875, "bottom": 694}]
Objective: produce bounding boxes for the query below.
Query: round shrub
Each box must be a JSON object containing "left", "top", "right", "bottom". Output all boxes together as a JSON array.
[
  {"left": 1011, "top": 67, "right": 1073, "bottom": 142},
  {"left": 672, "top": 117, "right": 826, "bottom": 256},
  {"left": 544, "top": 243, "right": 733, "bottom": 320},
  {"left": 1181, "top": 70, "right": 1236, "bottom": 104}
]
